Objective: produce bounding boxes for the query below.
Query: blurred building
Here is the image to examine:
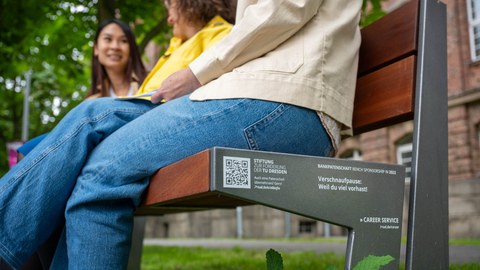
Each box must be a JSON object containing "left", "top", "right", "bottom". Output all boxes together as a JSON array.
[{"left": 144, "top": 0, "right": 480, "bottom": 239}]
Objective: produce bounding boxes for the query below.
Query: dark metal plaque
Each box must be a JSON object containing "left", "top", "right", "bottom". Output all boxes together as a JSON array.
[{"left": 211, "top": 147, "right": 405, "bottom": 269}]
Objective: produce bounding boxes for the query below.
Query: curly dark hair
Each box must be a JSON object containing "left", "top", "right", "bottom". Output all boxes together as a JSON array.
[{"left": 166, "top": 0, "right": 237, "bottom": 25}]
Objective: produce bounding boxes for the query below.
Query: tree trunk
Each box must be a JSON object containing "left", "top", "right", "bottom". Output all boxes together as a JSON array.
[{"left": 97, "top": 0, "right": 117, "bottom": 22}]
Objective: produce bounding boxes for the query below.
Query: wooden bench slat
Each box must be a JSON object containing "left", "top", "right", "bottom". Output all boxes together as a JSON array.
[
  {"left": 358, "top": 0, "right": 418, "bottom": 76},
  {"left": 353, "top": 55, "right": 416, "bottom": 134},
  {"left": 142, "top": 150, "right": 211, "bottom": 206},
  {"left": 138, "top": 149, "right": 253, "bottom": 214}
]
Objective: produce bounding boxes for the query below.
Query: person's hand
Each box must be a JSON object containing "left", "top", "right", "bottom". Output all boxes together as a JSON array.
[{"left": 151, "top": 67, "right": 201, "bottom": 104}]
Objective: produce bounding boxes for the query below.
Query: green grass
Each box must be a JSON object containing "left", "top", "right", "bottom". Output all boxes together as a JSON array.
[
  {"left": 450, "top": 238, "right": 480, "bottom": 246},
  {"left": 265, "top": 236, "right": 348, "bottom": 244},
  {"left": 141, "top": 246, "right": 343, "bottom": 270},
  {"left": 141, "top": 245, "right": 480, "bottom": 270},
  {"left": 449, "top": 264, "right": 480, "bottom": 270},
  {"left": 256, "top": 237, "right": 480, "bottom": 246}
]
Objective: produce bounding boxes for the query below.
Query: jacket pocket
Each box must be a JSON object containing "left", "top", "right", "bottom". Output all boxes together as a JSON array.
[{"left": 236, "top": 29, "right": 304, "bottom": 74}]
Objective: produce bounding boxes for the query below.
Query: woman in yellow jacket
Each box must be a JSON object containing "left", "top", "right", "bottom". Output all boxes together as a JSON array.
[
  {"left": 134, "top": 0, "right": 234, "bottom": 99},
  {"left": 132, "top": 14, "right": 232, "bottom": 100},
  {"left": 0, "top": 0, "right": 362, "bottom": 269}
]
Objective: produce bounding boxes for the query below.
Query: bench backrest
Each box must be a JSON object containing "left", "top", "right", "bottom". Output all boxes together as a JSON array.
[
  {"left": 353, "top": 0, "right": 418, "bottom": 134},
  {"left": 354, "top": 0, "right": 449, "bottom": 268}
]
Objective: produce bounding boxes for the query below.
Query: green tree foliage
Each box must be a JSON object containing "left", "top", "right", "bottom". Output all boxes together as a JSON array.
[
  {"left": 361, "top": 0, "right": 387, "bottom": 27},
  {"left": 0, "top": 0, "right": 170, "bottom": 175},
  {"left": 0, "top": 0, "right": 383, "bottom": 175}
]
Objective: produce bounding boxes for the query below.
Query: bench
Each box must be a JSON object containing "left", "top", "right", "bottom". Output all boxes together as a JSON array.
[{"left": 131, "top": 0, "right": 448, "bottom": 269}]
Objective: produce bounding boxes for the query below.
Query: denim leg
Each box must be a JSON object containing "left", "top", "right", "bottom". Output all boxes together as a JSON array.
[
  {"left": 63, "top": 96, "right": 332, "bottom": 269},
  {"left": 0, "top": 98, "right": 155, "bottom": 269}
]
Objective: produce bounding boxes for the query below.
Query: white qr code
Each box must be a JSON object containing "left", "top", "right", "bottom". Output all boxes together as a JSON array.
[{"left": 223, "top": 156, "right": 251, "bottom": 189}]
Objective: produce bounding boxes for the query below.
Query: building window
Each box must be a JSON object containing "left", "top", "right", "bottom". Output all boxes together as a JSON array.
[
  {"left": 397, "top": 141, "right": 413, "bottom": 182},
  {"left": 163, "top": 222, "right": 170, "bottom": 238},
  {"left": 478, "top": 124, "right": 480, "bottom": 150},
  {"left": 299, "top": 220, "right": 317, "bottom": 234},
  {"left": 340, "top": 149, "right": 362, "bottom": 161},
  {"left": 467, "top": 0, "right": 480, "bottom": 61},
  {"left": 477, "top": 124, "right": 480, "bottom": 171}
]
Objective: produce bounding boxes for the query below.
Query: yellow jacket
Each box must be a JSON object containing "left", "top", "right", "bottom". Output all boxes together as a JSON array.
[{"left": 136, "top": 16, "right": 232, "bottom": 97}]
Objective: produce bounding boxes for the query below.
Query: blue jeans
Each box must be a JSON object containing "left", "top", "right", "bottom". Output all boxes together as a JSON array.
[{"left": 0, "top": 96, "right": 332, "bottom": 269}]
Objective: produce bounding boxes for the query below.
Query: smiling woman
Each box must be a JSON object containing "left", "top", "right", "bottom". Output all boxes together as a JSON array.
[
  {"left": 16, "top": 19, "right": 147, "bottom": 162},
  {"left": 89, "top": 19, "right": 147, "bottom": 98},
  {"left": 94, "top": 24, "right": 131, "bottom": 95}
]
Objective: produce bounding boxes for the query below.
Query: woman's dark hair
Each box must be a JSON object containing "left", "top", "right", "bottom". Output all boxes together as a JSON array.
[
  {"left": 89, "top": 19, "right": 147, "bottom": 97},
  {"left": 166, "top": 0, "right": 237, "bottom": 25}
]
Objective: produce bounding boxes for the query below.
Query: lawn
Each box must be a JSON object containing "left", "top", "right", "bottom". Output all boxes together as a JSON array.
[{"left": 141, "top": 245, "right": 480, "bottom": 270}]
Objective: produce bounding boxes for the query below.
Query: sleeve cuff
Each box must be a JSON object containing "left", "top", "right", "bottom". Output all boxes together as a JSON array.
[{"left": 189, "top": 48, "right": 225, "bottom": 85}]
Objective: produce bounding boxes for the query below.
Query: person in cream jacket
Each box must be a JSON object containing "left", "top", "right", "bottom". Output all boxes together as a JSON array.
[{"left": 153, "top": 0, "right": 362, "bottom": 152}]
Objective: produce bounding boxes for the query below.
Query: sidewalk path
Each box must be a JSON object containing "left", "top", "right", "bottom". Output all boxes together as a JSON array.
[{"left": 144, "top": 238, "right": 480, "bottom": 264}]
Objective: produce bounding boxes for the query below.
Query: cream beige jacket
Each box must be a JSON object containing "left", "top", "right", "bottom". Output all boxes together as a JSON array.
[{"left": 189, "top": 0, "right": 362, "bottom": 130}]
